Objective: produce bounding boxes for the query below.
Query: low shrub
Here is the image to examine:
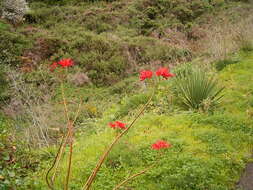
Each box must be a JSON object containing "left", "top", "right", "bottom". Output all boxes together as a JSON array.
[
  {"left": 0, "top": 26, "right": 30, "bottom": 65},
  {"left": 115, "top": 93, "right": 151, "bottom": 118},
  {"left": 109, "top": 77, "right": 138, "bottom": 94},
  {"left": 0, "top": 114, "right": 39, "bottom": 190},
  {"left": 173, "top": 65, "right": 224, "bottom": 111}
]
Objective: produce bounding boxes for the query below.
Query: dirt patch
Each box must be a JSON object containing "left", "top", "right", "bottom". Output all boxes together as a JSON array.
[{"left": 237, "top": 161, "right": 253, "bottom": 190}]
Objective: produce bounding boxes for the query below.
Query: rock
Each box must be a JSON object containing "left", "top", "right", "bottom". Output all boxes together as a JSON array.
[
  {"left": 1, "top": 0, "right": 29, "bottom": 24},
  {"left": 69, "top": 72, "right": 91, "bottom": 87}
]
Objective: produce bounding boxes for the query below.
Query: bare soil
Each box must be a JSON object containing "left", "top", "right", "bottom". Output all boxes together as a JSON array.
[{"left": 237, "top": 161, "right": 253, "bottom": 190}]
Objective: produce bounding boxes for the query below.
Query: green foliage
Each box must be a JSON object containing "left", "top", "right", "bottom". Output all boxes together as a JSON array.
[
  {"left": 0, "top": 114, "right": 39, "bottom": 190},
  {"left": 22, "top": 53, "right": 253, "bottom": 190},
  {"left": 0, "top": 65, "right": 9, "bottom": 104},
  {"left": 0, "top": 23, "right": 30, "bottom": 65},
  {"left": 115, "top": 93, "right": 151, "bottom": 118},
  {"left": 173, "top": 65, "right": 224, "bottom": 111},
  {"left": 196, "top": 115, "right": 253, "bottom": 137},
  {"left": 0, "top": 21, "right": 9, "bottom": 30},
  {"left": 30, "top": 112, "right": 252, "bottom": 189},
  {"left": 109, "top": 77, "right": 138, "bottom": 94},
  {"left": 215, "top": 58, "right": 238, "bottom": 71},
  {"left": 128, "top": 0, "right": 216, "bottom": 34},
  {"left": 240, "top": 40, "right": 253, "bottom": 52},
  {"left": 173, "top": 62, "right": 194, "bottom": 78},
  {"left": 1, "top": 0, "right": 252, "bottom": 189}
]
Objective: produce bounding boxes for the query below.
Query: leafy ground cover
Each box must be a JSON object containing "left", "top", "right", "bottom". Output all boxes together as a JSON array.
[{"left": 23, "top": 52, "right": 253, "bottom": 190}]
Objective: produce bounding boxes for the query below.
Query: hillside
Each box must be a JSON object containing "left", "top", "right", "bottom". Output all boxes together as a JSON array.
[
  {"left": 0, "top": 0, "right": 253, "bottom": 190},
  {"left": 21, "top": 51, "right": 253, "bottom": 190}
]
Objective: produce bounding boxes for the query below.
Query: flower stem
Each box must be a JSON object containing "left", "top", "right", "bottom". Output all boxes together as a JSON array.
[
  {"left": 82, "top": 88, "right": 156, "bottom": 190},
  {"left": 112, "top": 164, "right": 154, "bottom": 190},
  {"left": 46, "top": 83, "right": 70, "bottom": 190},
  {"left": 46, "top": 134, "right": 66, "bottom": 190},
  {"left": 113, "top": 153, "right": 162, "bottom": 190},
  {"left": 64, "top": 121, "right": 74, "bottom": 190},
  {"left": 51, "top": 130, "right": 70, "bottom": 184}
]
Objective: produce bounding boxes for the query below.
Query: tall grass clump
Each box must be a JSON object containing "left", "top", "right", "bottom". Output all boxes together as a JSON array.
[{"left": 173, "top": 65, "right": 224, "bottom": 111}]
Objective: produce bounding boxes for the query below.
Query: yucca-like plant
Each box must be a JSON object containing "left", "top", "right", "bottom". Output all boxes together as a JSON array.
[{"left": 173, "top": 66, "right": 224, "bottom": 111}]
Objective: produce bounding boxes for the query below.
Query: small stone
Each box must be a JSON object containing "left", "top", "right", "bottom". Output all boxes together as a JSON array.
[{"left": 69, "top": 72, "right": 91, "bottom": 87}]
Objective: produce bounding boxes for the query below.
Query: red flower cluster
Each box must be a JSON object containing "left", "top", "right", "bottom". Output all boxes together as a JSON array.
[
  {"left": 156, "top": 67, "right": 175, "bottom": 79},
  {"left": 50, "top": 58, "right": 74, "bottom": 71},
  {"left": 58, "top": 59, "right": 74, "bottom": 67},
  {"left": 109, "top": 121, "right": 127, "bottom": 130},
  {"left": 140, "top": 70, "right": 153, "bottom": 81},
  {"left": 151, "top": 140, "right": 171, "bottom": 150},
  {"left": 139, "top": 67, "right": 175, "bottom": 81}
]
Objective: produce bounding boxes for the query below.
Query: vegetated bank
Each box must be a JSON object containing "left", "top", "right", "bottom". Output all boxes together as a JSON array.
[{"left": 0, "top": 0, "right": 253, "bottom": 189}]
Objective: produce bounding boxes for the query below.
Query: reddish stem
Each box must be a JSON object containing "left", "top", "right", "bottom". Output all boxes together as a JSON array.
[{"left": 64, "top": 121, "right": 74, "bottom": 190}]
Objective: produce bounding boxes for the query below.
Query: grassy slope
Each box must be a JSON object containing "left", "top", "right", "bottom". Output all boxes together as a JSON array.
[
  {"left": 29, "top": 52, "right": 253, "bottom": 190},
  {"left": 1, "top": 0, "right": 253, "bottom": 189}
]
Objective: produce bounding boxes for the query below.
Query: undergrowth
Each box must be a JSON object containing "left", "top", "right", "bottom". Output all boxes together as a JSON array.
[{"left": 25, "top": 52, "right": 253, "bottom": 190}]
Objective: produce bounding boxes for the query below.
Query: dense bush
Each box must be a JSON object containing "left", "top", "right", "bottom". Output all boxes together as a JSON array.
[{"left": 128, "top": 0, "right": 218, "bottom": 34}]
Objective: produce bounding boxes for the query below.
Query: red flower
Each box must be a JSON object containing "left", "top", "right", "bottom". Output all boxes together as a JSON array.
[
  {"left": 50, "top": 62, "right": 58, "bottom": 72},
  {"left": 58, "top": 58, "right": 74, "bottom": 68},
  {"left": 140, "top": 70, "right": 153, "bottom": 81},
  {"left": 109, "top": 121, "right": 127, "bottom": 130},
  {"left": 156, "top": 67, "right": 175, "bottom": 79},
  {"left": 115, "top": 121, "right": 127, "bottom": 129},
  {"left": 109, "top": 122, "right": 116, "bottom": 129},
  {"left": 151, "top": 140, "right": 171, "bottom": 150}
]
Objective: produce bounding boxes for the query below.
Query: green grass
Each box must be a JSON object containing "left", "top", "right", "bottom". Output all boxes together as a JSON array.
[{"left": 27, "top": 52, "right": 253, "bottom": 190}]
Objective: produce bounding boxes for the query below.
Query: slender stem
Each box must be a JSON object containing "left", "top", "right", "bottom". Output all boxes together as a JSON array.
[
  {"left": 65, "top": 121, "right": 74, "bottom": 190},
  {"left": 46, "top": 82, "right": 71, "bottom": 189},
  {"left": 113, "top": 165, "right": 154, "bottom": 190},
  {"left": 51, "top": 91, "right": 83, "bottom": 187},
  {"left": 113, "top": 153, "right": 162, "bottom": 190},
  {"left": 51, "top": 130, "right": 70, "bottom": 183},
  {"left": 82, "top": 88, "right": 155, "bottom": 190},
  {"left": 46, "top": 134, "right": 65, "bottom": 190},
  {"left": 61, "top": 83, "right": 70, "bottom": 123}
]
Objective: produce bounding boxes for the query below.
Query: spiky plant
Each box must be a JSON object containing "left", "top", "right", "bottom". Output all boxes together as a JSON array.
[{"left": 173, "top": 66, "right": 224, "bottom": 111}]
